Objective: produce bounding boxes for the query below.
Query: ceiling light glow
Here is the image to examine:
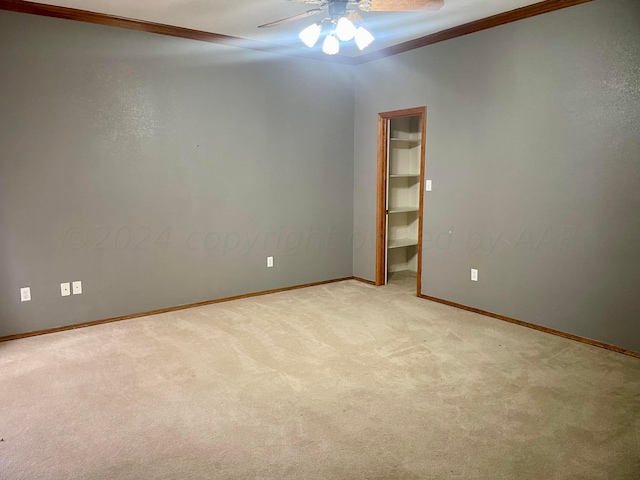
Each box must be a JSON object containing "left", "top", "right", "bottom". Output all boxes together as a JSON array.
[
  {"left": 336, "top": 17, "right": 356, "bottom": 41},
  {"left": 354, "top": 26, "right": 374, "bottom": 50},
  {"left": 299, "top": 23, "right": 322, "bottom": 48},
  {"left": 322, "top": 32, "right": 340, "bottom": 55},
  {"left": 299, "top": 15, "right": 373, "bottom": 55}
]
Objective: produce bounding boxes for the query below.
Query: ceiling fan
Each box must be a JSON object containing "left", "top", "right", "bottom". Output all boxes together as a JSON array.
[{"left": 259, "top": 0, "right": 444, "bottom": 54}]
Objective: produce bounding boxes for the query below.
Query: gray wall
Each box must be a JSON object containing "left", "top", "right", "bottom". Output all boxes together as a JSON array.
[
  {"left": 0, "top": 11, "right": 354, "bottom": 337},
  {"left": 2, "top": 0, "right": 639, "bottom": 352},
  {"left": 353, "top": 0, "right": 640, "bottom": 351}
]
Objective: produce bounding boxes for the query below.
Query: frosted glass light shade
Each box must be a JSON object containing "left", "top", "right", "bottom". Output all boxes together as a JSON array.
[
  {"left": 354, "top": 26, "right": 374, "bottom": 50},
  {"left": 336, "top": 17, "right": 356, "bottom": 41},
  {"left": 299, "top": 23, "right": 322, "bottom": 48},
  {"left": 322, "top": 33, "right": 340, "bottom": 55}
]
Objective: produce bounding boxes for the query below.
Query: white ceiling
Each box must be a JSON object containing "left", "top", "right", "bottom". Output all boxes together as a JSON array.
[{"left": 28, "top": 0, "right": 544, "bottom": 56}]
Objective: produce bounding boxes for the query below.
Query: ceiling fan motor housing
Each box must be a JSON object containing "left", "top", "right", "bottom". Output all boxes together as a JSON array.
[{"left": 328, "top": 0, "right": 350, "bottom": 18}]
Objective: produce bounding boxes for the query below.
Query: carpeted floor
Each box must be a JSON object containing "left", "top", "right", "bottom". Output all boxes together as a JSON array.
[{"left": 1, "top": 273, "right": 639, "bottom": 479}]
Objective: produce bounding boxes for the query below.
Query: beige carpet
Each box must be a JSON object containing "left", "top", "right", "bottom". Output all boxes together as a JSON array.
[{"left": 1, "top": 273, "right": 639, "bottom": 479}]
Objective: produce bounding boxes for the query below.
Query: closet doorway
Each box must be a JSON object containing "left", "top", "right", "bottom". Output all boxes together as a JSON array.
[{"left": 375, "top": 107, "right": 426, "bottom": 294}]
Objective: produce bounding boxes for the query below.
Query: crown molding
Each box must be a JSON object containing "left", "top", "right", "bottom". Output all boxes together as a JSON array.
[
  {"left": 353, "top": 0, "right": 594, "bottom": 64},
  {"left": 0, "top": 0, "right": 595, "bottom": 65},
  {"left": 0, "top": 0, "right": 352, "bottom": 64}
]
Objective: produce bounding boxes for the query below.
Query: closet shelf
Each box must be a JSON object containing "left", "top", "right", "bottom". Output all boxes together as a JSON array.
[
  {"left": 385, "top": 114, "right": 423, "bottom": 277},
  {"left": 388, "top": 238, "right": 419, "bottom": 249},
  {"left": 388, "top": 206, "right": 419, "bottom": 213},
  {"left": 389, "top": 138, "right": 421, "bottom": 145}
]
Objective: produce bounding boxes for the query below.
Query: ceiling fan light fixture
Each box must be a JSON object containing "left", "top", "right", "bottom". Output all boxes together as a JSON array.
[
  {"left": 354, "top": 26, "right": 374, "bottom": 50},
  {"left": 322, "top": 33, "right": 340, "bottom": 55},
  {"left": 335, "top": 17, "right": 356, "bottom": 42},
  {"left": 299, "top": 22, "right": 322, "bottom": 48}
]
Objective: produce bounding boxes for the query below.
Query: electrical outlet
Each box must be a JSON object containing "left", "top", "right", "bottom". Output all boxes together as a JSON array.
[
  {"left": 61, "top": 282, "right": 71, "bottom": 297},
  {"left": 20, "top": 287, "right": 31, "bottom": 302},
  {"left": 267, "top": 256, "right": 274, "bottom": 268},
  {"left": 72, "top": 281, "right": 82, "bottom": 295},
  {"left": 471, "top": 269, "right": 478, "bottom": 282}
]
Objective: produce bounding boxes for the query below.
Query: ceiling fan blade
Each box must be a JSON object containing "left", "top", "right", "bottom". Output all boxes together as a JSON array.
[
  {"left": 258, "top": 8, "right": 324, "bottom": 28},
  {"left": 346, "top": 9, "right": 364, "bottom": 23},
  {"left": 368, "top": 0, "right": 444, "bottom": 12}
]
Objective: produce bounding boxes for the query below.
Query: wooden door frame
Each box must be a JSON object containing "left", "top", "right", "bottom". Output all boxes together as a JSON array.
[{"left": 375, "top": 106, "right": 427, "bottom": 295}]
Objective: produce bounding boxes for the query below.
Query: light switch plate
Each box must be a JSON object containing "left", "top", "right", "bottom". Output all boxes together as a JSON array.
[
  {"left": 471, "top": 269, "right": 478, "bottom": 282},
  {"left": 20, "top": 287, "right": 31, "bottom": 302},
  {"left": 425, "top": 179, "right": 432, "bottom": 191},
  {"left": 61, "top": 282, "right": 71, "bottom": 296},
  {"left": 72, "top": 281, "right": 82, "bottom": 295},
  {"left": 267, "top": 256, "right": 274, "bottom": 268}
]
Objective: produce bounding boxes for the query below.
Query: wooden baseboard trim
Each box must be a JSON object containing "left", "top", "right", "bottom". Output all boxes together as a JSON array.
[
  {"left": 352, "top": 276, "right": 376, "bottom": 285},
  {"left": 0, "top": 277, "right": 353, "bottom": 343},
  {"left": 418, "top": 294, "right": 639, "bottom": 359}
]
